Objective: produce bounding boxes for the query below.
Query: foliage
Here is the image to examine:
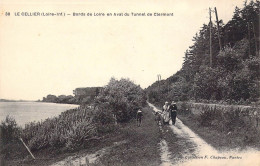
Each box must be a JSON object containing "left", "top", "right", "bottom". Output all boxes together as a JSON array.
[
  {"left": 180, "top": 102, "right": 260, "bottom": 146},
  {"left": 73, "top": 87, "right": 102, "bottom": 104},
  {"left": 193, "top": 66, "right": 222, "bottom": 100},
  {"left": 42, "top": 94, "right": 77, "bottom": 104},
  {"left": 176, "top": 102, "right": 192, "bottom": 115},
  {"left": 217, "top": 47, "right": 243, "bottom": 71},
  {"left": 21, "top": 107, "right": 98, "bottom": 151},
  {"left": 198, "top": 106, "right": 223, "bottom": 127},
  {"left": 146, "top": 1, "right": 260, "bottom": 104},
  {"left": 12, "top": 77, "right": 146, "bottom": 152},
  {"left": 42, "top": 87, "right": 103, "bottom": 105},
  {"left": 197, "top": 105, "right": 260, "bottom": 145},
  {"left": 95, "top": 78, "right": 147, "bottom": 122},
  {"left": 0, "top": 116, "right": 21, "bottom": 146}
]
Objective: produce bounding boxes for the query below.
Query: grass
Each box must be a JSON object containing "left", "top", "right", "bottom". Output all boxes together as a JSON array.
[
  {"left": 1, "top": 106, "right": 104, "bottom": 165},
  {"left": 176, "top": 101, "right": 260, "bottom": 151},
  {"left": 151, "top": 101, "right": 260, "bottom": 151},
  {"left": 21, "top": 106, "right": 99, "bottom": 152},
  {"left": 5, "top": 129, "right": 118, "bottom": 166},
  {"left": 3, "top": 106, "right": 161, "bottom": 166},
  {"left": 178, "top": 114, "right": 260, "bottom": 151},
  {"left": 96, "top": 106, "right": 161, "bottom": 166}
]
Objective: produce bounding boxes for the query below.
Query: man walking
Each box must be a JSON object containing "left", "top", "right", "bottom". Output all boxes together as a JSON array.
[
  {"left": 169, "top": 101, "right": 177, "bottom": 125},
  {"left": 136, "top": 108, "right": 143, "bottom": 127}
]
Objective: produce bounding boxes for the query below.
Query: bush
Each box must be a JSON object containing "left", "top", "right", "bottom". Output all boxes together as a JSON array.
[
  {"left": 96, "top": 78, "right": 146, "bottom": 123},
  {"left": 177, "top": 102, "right": 192, "bottom": 115},
  {"left": 197, "top": 104, "right": 259, "bottom": 144},
  {"left": 192, "top": 66, "right": 224, "bottom": 100},
  {"left": 198, "top": 106, "right": 222, "bottom": 127},
  {"left": 22, "top": 107, "right": 98, "bottom": 151},
  {"left": 6, "top": 77, "right": 146, "bottom": 154},
  {"left": 0, "top": 116, "right": 21, "bottom": 146},
  {"left": 92, "top": 103, "right": 116, "bottom": 125},
  {"left": 217, "top": 47, "right": 242, "bottom": 72}
]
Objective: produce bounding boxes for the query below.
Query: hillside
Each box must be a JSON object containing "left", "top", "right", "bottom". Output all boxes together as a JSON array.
[{"left": 146, "top": 1, "right": 260, "bottom": 105}]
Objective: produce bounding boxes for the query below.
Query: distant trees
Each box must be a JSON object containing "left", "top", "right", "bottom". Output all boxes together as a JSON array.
[
  {"left": 146, "top": 1, "right": 260, "bottom": 105},
  {"left": 42, "top": 94, "right": 58, "bottom": 103},
  {"left": 42, "top": 94, "right": 76, "bottom": 104},
  {"left": 73, "top": 87, "right": 102, "bottom": 104},
  {"left": 41, "top": 87, "right": 102, "bottom": 104}
]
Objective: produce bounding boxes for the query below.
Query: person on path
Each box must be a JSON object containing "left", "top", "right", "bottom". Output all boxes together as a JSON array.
[
  {"left": 162, "top": 101, "right": 170, "bottom": 125},
  {"left": 136, "top": 109, "right": 143, "bottom": 127},
  {"left": 163, "top": 101, "right": 169, "bottom": 112},
  {"left": 169, "top": 101, "right": 177, "bottom": 125},
  {"left": 154, "top": 112, "right": 161, "bottom": 126}
]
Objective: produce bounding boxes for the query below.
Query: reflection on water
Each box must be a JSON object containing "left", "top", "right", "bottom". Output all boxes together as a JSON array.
[{"left": 0, "top": 102, "right": 79, "bottom": 127}]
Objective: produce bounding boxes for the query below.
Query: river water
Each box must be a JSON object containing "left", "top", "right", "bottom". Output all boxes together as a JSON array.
[{"left": 0, "top": 102, "right": 79, "bottom": 127}]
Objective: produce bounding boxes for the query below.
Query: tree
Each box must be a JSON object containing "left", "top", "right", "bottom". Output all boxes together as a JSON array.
[
  {"left": 96, "top": 78, "right": 146, "bottom": 122},
  {"left": 146, "top": 1, "right": 260, "bottom": 104}
]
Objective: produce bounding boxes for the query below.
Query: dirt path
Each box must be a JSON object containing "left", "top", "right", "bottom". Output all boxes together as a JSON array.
[
  {"left": 148, "top": 102, "right": 260, "bottom": 166},
  {"left": 51, "top": 141, "right": 127, "bottom": 166},
  {"left": 50, "top": 103, "right": 259, "bottom": 166}
]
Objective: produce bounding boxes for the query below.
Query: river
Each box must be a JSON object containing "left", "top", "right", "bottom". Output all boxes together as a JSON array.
[{"left": 0, "top": 102, "right": 79, "bottom": 127}]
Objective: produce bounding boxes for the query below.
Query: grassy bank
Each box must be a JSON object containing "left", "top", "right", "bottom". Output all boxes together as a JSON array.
[
  {"left": 177, "top": 102, "right": 260, "bottom": 150},
  {"left": 2, "top": 106, "right": 161, "bottom": 166},
  {"left": 96, "top": 106, "right": 161, "bottom": 166},
  {"left": 1, "top": 78, "right": 149, "bottom": 165}
]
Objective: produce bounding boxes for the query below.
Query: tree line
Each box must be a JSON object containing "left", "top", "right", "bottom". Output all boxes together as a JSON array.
[
  {"left": 146, "top": 0, "right": 260, "bottom": 105},
  {"left": 41, "top": 87, "right": 102, "bottom": 104}
]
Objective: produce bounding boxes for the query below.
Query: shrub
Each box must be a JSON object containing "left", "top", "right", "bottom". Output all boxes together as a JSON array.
[
  {"left": 22, "top": 107, "right": 98, "bottom": 151},
  {"left": 0, "top": 116, "right": 21, "bottom": 145},
  {"left": 193, "top": 66, "right": 225, "bottom": 100},
  {"left": 96, "top": 78, "right": 146, "bottom": 123},
  {"left": 217, "top": 47, "right": 242, "bottom": 72},
  {"left": 177, "top": 102, "right": 192, "bottom": 115},
  {"left": 13, "top": 78, "right": 146, "bottom": 153},
  {"left": 198, "top": 106, "right": 222, "bottom": 126}
]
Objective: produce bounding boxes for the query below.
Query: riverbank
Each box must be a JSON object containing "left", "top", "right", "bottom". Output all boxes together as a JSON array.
[{"left": 4, "top": 105, "right": 162, "bottom": 166}]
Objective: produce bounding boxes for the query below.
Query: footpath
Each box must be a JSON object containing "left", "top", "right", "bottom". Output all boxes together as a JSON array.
[
  {"left": 50, "top": 103, "right": 260, "bottom": 166},
  {"left": 148, "top": 102, "right": 260, "bottom": 166}
]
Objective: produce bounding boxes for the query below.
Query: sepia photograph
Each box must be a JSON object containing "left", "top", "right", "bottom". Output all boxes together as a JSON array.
[{"left": 0, "top": 0, "right": 259, "bottom": 165}]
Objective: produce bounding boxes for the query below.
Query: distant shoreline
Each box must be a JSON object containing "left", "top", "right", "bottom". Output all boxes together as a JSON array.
[
  {"left": 0, "top": 100, "right": 80, "bottom": 106},
  {"left": 0, "top": 99, "right": 37, "bottom": 102}
]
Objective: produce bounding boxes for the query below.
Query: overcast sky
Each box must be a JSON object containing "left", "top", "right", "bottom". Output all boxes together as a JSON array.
[{"left": 0, "top": 0, "right": 246, "bottom": 100}]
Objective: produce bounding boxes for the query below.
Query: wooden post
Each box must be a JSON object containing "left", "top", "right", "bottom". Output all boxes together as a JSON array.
[
  {"left": 214, "top": 7, "right": 222, "bottom": 50},
  {"left": 244, "top": 1, "right": 251, "bottom": 56},
  {"left": 209, "top": 8, "right": 212, "bottom": 67},
  {"left": 19, "top": 138, "right": 36, "bottom": 159},
  {"left": 157, "top": 74, "right": 161, "bottom": 92}
]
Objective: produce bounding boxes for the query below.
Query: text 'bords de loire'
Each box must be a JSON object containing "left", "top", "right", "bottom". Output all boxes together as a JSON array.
[{"left": 72, "top": 12, "right": 174, "bottom": 16}]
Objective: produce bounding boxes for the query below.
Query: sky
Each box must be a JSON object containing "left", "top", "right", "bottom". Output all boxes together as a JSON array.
[{"left": 0, "top": 0, "right": 246, "bottom": 100}]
